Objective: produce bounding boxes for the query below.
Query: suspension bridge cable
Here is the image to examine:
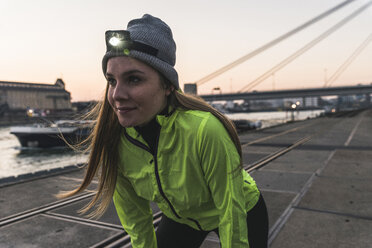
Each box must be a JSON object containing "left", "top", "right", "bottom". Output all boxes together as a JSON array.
[
  {"left": 324, "top": 32, "right": 372, "bottom": 87},
  {"left": 239, "top": 1, "right": 372, "bottom": 93},
  {"left": 194, "top": 0, "right": 359, "bottom": 86}
]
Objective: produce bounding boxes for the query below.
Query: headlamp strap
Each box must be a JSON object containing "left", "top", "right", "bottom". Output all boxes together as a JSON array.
[{"left": 129, "top": 41, "right": 158, "bottom": 57}]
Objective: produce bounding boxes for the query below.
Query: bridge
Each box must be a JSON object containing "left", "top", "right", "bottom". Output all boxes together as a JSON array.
[
  {"left": 184, "top": 0, "right": 372, "bottom": 108},
  {"left": 199, "top": 84, "right": 372, "bottom": 102}
]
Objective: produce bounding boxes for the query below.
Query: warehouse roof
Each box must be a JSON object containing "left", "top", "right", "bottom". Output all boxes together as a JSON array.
[{"left": 0, "top": 79, "right": 68, "bottom": 92}]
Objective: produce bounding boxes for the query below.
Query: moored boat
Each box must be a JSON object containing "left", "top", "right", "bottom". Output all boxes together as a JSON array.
[
  {"left": 231, "top": 119, "right": 262, "bottom": 131},
  {"left": 10, "top": 120, "right": 94, "bottom": 148}
]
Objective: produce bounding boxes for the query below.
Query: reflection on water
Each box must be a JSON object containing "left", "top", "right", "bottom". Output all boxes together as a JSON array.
[{"left": 14, "top": 146, "right": 79, "bottom": 163}]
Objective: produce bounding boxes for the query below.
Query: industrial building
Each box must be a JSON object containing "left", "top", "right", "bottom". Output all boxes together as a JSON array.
[{"left": 0, "top": 79, "right": 71, "bottom": 115}]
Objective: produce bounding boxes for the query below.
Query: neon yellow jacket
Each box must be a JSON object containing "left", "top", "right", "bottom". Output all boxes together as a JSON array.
[{"left": 113, "top": 108, "right": 260, "bottom": 248}]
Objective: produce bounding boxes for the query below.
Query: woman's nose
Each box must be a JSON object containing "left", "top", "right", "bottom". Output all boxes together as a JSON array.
[{"left": 112, "top": 81, "right": 129, "bottom": 101}]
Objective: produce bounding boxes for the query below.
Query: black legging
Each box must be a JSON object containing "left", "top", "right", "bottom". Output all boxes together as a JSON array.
[{"left": 156, "top": 194, "right": 269, "bottom": 248}]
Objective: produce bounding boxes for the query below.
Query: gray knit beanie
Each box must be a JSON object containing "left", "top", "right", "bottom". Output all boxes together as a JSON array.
[{"left": 102, "top": 14, "right": 179, "bottom": 89}]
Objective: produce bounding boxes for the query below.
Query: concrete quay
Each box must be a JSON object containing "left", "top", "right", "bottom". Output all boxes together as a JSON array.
[
  {"left": 1, "top": 109, "right": 371, "bottom": 248},
  {"left": 266, "top": 109, "right": 372, "bottom": 248}
]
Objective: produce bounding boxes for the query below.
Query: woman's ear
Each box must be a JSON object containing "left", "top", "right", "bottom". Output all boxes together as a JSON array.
[
  {"left": 159, "top": 72, "right": 174, "bottom": 96},
  {"left": 165, "top": 85, "right": 174, "bottom": 96}
]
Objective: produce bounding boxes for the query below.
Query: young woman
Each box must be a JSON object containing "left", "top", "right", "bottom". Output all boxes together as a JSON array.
[{"left": 62, "top": 14, "right": 268, "bottom": 248}]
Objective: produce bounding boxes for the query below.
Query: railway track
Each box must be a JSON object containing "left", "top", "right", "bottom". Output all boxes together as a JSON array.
[{"left": 0, "top": 109, "right": 362, "bottom": 247}]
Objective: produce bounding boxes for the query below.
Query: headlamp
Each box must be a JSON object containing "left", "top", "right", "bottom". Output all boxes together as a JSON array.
[
  {"left": 105, "top": 30, "right": 158, "bottom": 56},
  {"left": 108, "top": 36, "right": 121, "bottom": 46}
]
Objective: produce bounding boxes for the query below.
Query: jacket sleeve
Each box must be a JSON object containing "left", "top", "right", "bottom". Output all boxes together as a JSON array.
[
  {"left": 113, "top": 172, "right": 156, "bottom": 248},
  {"left": 198, "top": 115, "right": 249, "bottom": 248}
]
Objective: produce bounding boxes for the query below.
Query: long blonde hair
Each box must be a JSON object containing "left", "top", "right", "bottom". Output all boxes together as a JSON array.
[{"left": 60, "top": 81, "right": 241, "bottom": 218}]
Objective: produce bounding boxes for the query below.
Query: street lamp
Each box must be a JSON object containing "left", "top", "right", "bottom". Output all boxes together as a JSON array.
[{"left": 291, "top": 103, "right": 297, "bottom": 121}]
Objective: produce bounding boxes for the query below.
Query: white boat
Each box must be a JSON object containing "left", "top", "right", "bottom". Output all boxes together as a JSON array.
[
  {"left": 10, "top": 120, "right": 94, "bottom": 148},
  {"left": 231, "top": 119, "right": 262, "bottom": 131}
]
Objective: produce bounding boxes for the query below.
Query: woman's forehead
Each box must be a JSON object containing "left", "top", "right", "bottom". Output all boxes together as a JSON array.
[{"left": 106, "top": 56, "right": 154, "bottom": 74}]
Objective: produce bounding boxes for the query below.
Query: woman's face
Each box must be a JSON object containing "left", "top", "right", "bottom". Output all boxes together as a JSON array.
[{"left": 106, "top": 56, "right": 171, "bottom": 127}]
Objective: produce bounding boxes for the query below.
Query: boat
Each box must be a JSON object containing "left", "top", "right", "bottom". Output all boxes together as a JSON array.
[
  {"left": 10, "top": 120, "right": 94, "bottom": 148},
  {"left": 231, "top": 119, "right": 262, "bottom": 131}
]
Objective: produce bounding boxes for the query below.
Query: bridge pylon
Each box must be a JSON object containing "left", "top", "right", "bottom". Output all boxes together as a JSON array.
[{"left": 184, "top": 83, "right": 198, "bottom": 95}]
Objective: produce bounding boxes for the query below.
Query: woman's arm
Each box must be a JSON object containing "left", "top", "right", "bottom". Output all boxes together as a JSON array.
[
  {"left": 114, "top": 172, "right": 157, "bottom": 248},
  {"left": 198, "top": 114, "right": 250, "bottom": 247}
]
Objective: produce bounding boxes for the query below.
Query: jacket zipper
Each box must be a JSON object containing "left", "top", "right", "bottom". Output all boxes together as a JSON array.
[{"left": 124, "top": 130, "right": 181, "bottom": 219}]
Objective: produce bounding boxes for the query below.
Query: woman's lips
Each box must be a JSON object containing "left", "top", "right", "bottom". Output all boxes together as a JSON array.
[{"left": 116, "top": 106, "right": 136, "bottom": 113}]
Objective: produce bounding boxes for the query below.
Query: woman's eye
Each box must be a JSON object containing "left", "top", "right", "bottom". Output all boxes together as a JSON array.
[
  {"left": 128, "top": 76, "right": 141, "bottom": 84},
  {"left": 107, "top": 78, "right": 116, "bottom": 86}
]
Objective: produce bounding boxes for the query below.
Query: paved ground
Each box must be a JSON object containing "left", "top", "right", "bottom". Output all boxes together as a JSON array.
[
  {"left": 1, "top": 109, "right": 371, "bottom": 247},
  {"left": 203, "top": 108, "right": 372, "bottom": 247},
  {"left": 267, "top": 109, "right": 372, "bottom": 248}
]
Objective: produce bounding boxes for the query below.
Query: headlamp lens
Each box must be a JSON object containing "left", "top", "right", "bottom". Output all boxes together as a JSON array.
[{"left": 109, "top": 36, "right": 121, "bottom": 47}]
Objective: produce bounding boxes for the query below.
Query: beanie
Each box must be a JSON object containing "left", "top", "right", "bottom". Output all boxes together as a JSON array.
[{"left": 102, "top": 14, "right": 179, "bottom": 89}]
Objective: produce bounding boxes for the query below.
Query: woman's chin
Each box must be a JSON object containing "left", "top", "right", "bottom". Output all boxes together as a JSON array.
[{"left": 118, "top": 118, "right": 136, "bottom": 128}]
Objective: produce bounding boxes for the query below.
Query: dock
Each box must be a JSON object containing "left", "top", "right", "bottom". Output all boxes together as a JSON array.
[{"left": 1, "top": 109, "right": 371, "bottom": 247}]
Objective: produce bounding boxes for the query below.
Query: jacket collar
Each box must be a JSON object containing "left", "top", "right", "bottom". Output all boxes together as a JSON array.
[{"left": 125, "top": 106, "right": 179, "bottom": 139}]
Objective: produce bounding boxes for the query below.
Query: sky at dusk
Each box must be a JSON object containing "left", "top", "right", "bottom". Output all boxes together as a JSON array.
[{"left": 0, "top": 0, "right": 371, "bottom": 101}]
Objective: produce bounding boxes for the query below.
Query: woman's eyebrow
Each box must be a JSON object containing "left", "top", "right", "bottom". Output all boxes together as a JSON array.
[{"left": 106, "top": 69, "right": 145, "bottom": 78}]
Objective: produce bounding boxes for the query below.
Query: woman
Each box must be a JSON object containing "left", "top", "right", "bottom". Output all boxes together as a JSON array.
[{"left": 62, "top": 14, "right": 268, "bottom": 247}]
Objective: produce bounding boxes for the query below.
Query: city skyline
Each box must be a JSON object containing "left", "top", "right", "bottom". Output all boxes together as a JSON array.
[{"left": 1, "top": 0, "right": 371, "bottom": 101}]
